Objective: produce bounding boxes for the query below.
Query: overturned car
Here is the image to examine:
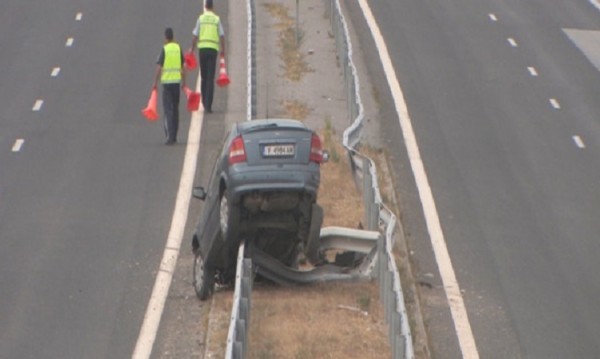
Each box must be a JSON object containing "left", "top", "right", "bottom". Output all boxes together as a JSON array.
[{"left": 191, "top": 119, "right": 327, "bottom": 300}]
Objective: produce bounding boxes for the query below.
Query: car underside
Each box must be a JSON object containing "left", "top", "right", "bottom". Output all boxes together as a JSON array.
[{"left": 240, "top": 190, "right": 315, "bottom": 261}]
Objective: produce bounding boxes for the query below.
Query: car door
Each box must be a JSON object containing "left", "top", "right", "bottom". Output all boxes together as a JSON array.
[{"left": 197, "top": 130, "right": 234, "bottom": 258}]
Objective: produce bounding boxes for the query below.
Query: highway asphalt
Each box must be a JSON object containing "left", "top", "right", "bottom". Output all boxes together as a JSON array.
[
  {"left": 346, "top": 0, "right": 600, "bottom": 357},
  {"left": 0, "top": 0, "right": 201, "bottom": 357},
  {"left": 3, "top": 0, "right": 600, "bottom": 358}
]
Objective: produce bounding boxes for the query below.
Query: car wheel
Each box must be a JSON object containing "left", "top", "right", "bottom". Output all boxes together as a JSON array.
[
  {"left": 219, "top": 189, "right": 240, "bottom": 244},
  {"left": 305, "top": 203, "right": 324, "bottom": 264},
  {"left": 193, "top": 252, "right": 215, "bottom": 301}
]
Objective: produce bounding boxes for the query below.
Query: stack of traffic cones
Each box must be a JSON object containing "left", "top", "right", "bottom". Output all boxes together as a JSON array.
[
  {"left": 216, "top": 54, "right": 230, "bottom": 87},
  {"left": 141, "top": 88, "right": 159, "bottom": 121}
]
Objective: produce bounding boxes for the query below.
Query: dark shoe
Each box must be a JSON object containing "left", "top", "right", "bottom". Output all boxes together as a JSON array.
[
  {"left": 165, "top": 139, "right": 176, "bottom": 146},
  {"left": 205, "top": 108, "right": 212, "bottom": 113}
]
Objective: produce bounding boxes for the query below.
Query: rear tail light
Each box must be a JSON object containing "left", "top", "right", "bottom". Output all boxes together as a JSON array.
[
  {"left": 229, "top": 135, "right": 247, "bottom": 164},
  {"left": 309, "top": 133, "right": 323, "bottom": 164}
]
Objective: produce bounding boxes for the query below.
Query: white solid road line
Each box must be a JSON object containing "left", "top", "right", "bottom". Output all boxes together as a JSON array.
[
  {"left": 132, "top": 80, "right": 204, "bottom": 359},
  {"left": 356, "top": 1, "right": 480, "bottom": 358},
  {"left": 12, "top": 139, "right": 24, "bottom": 152}
]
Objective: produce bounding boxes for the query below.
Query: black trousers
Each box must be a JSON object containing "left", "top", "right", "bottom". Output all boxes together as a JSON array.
[
  {"left": 162, "top": 83, "right": 180, "bottom": 142},
  {"left": 198, "top": 48, "right": 218, "bottom": 112}
]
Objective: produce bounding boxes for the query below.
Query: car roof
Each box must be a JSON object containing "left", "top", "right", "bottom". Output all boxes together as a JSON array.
[{"left": 236, "top": 119, "right": 310, "bottom": 134}]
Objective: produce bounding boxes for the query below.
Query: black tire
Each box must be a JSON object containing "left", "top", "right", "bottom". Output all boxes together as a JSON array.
[
  {"left": 219, "top": 189, "right": 240, "bottom": 244},
  {"left": 193, "top": 252, "right": 215, "bottom": 301},
  {"left": 305, "top": 203, "right": 324, "bottom": 264}
]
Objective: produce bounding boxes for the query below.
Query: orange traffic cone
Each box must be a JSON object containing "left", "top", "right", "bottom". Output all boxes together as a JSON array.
[
  {"left": 142, "top": 88, "right": 159, "bottom": 121},
  {"left": 184, "top": 86, "right": 201, "bottom": 112},
  {"left": 184, "top": 49, "right": 197, "bottom": 70},
  {"left": 216, "top": 54, "right": 230, "bottom": 87}
]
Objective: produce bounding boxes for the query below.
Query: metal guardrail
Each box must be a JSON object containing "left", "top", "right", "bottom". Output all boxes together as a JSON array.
[
  {"left": 224, "top": 242, "right": 253, "bottom": 358},
  {"left": 324, "top": 1, "right": 415, "bottom": 358},
  {"left": 225, "top": 0, "right": 414, "bottom": 358},
  {"left": 224, "top": 0, "right": 256, "bottom": 358},
  {"left": 252, "top": 227, "right": 380, "bottom": 286},
  {"left": 225, "top": 0, "right": 256, "bottom": 359}
]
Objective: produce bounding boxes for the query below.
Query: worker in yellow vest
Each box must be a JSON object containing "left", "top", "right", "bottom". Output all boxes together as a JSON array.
[
  {"left": 190, "top": 0, "right": 225, "bottom": 113},
  {"left": 153, "top": 28, "right": 186, "bottom": 145}
]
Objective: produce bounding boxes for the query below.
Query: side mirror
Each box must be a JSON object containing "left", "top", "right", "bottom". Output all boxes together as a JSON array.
[
  {"left": 322, "top": 150, "right": 330, "bottom": 163},
  {"left": 192, "top": 187, "right": 207, "bottom": 200}
]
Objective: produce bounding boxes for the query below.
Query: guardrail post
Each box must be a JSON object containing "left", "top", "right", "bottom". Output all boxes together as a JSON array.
[
  {"left": 240, "top": 298, "right": 249, "bottom": 355},
  {"left": 375, "top": 234, "right": 384, "bottom": 281},
  {"left": 236, "top": 320, "right": 246, "bottom": 358},
  {"left": 369, "top": 201, "right": 379, "bottom": 231},
  {"left": 389, "top": 305, "right": 398, "bottom": 349},
  {"left": 363, "top": 159, "right": 372, "bottom": 228},
  {"left": 347, "top": 73, "right": 352, "bottom": 123},
  {"left": 394, "top": 333, "right": 405, "bottom": 359},
  {"left": 243, "top": 258, "right": 253, "bottom": 317},
  {"left": 349, "top": 75, "right": 356, "bottom": 121},
  {"left": 384, "top": 266, "right": 391, "bottom": 323},
  {"left": 379, "top": 234, "right": 385, "bottom": 288},
  {"left": 233, "top": 342, "right": 243, "bottom": 359}
]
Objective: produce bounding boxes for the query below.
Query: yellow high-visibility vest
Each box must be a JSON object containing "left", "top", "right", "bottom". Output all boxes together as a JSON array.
[
  {"left": 161, "top": 42, "right": 182, "bottom": 84},
  {"left": 198, "top": 12, "right": 220, "bottom": 51}
]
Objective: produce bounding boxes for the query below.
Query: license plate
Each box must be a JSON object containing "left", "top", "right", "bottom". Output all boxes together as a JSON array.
[{"left": 263, "top": 144, "right": 295, "bottom": 157}]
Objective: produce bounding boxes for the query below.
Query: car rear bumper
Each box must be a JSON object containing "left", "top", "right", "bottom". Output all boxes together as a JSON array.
[{"left": 227, "top": 165, "right": 320, "bottom": 203}]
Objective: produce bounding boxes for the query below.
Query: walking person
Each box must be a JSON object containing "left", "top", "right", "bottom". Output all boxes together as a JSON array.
[
  {"left": 190, "top": 0, "right": 225, "bottom": 113},
  {"left": 153, "top": 27, "right": 186, "bottom": 145}
]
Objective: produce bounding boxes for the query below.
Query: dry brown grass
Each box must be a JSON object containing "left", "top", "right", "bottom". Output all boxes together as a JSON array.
[
  {"left": 318, "top": 121, "right": 364, "bottom": 229},
  {"left": 203, "top": 291, "right": 234, "bottom": 358},
  {"left": 357, "top": 145, "right": 393, "bottom": 210},
  {"left": 282, "top": 99, "right": 311, "bottom": 120},
  {"left": 278, "top": 101, "right": 363, "bottom": 229},
  {"left": 264, "top": 3, "right": 313, "bottom": 81},
  {"left": 247, "top": 282, "right": 391, "bottom": 358}
]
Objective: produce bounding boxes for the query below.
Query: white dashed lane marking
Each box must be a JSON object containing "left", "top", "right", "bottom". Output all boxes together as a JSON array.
[
  {"left": 51, "top": 67, "right": 61, "bottom": 77},
  {"left": 66, "top": 38, "right": 74, "bottom": 47},
  {"left": 573, "top": 136, "right": 586, "bottom": 149},
  {"left": 12, "top": 139, "right": 24, "bottom": 152},
  {"left": 527, "top": 67, "right": 538, "bottom": 76},
  {"left": 76, "top": 12, "right": 82, "bottom": 21},
  {"left": 485, "top": 16, "right": 589, "bottom": 167},
  {"left": 32, "top": 100, "right": 44, "bottom": 111}
]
